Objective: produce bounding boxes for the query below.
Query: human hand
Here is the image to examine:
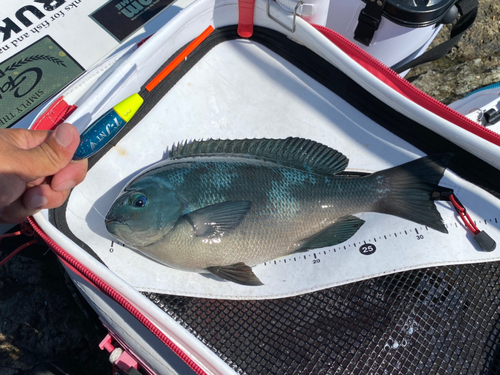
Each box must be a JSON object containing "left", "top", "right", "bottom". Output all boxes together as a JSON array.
[{"left": 0, "top": 123, "right": 88, "bottom": 224}]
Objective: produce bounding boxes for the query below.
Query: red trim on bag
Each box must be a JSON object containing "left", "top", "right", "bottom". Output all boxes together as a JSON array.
[
  {"left": 312, "top": 24, "right": 500, "bottom": 148},
  {"left": 27, "top": 217, "right": 207, "bottom": 375},
  {"left": 31, "top": 96, "right": 77, "bottom": 131},
  {"left": 59, "top": 257, "right": 101, "bottom": 289}
]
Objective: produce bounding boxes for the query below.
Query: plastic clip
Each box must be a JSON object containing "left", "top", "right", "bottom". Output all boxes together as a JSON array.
[
  {"left": 99, "top": 334, "right": 139, "bottom": 373},
  {"left": 484, "top": 108, "right": 500, "bottom": 126}
]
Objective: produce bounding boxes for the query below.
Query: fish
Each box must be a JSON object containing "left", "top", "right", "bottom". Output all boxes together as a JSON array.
[{"left": 105, "top": 137, "right": 452, "bottom": 286}]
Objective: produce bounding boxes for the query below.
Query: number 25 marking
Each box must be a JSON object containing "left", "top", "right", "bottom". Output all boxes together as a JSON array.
[{"left": 359, "top": 243, "right": 376, "bottom": 255}]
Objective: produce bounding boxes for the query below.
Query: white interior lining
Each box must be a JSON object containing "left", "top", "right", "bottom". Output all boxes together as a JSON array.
[{"left": 62, "top": 40, "right": 500, "bottom": 300}]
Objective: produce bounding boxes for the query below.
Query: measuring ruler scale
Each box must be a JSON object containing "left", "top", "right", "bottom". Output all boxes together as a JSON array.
[
  {"left": 247, "top": 210, "right": 500, "bottom": 298},
  {"left": 98, "top": 201, "right": 499, "bottom": 300}
]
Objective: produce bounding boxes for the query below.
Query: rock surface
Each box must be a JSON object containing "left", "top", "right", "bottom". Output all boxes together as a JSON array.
[
  {"left": 0, "top": 233, "right": 110, "bottom": 375},
  {"left": 407, "top": 1, "right": 500, "bottom": 104}
]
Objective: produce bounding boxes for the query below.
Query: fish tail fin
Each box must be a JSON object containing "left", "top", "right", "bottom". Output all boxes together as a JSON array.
[{"left": 371, "top": 153, "right": 453, "bottom": 233}]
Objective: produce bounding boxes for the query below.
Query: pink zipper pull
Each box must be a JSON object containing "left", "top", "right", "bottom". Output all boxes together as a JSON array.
[{"left": 99, "top": 334, "right": 140, "bottom": 374}]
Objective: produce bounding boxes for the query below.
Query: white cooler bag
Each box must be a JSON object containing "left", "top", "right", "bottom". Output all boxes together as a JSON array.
[{"left": 28, "top": 0, "right": 500, "bottom": 373}]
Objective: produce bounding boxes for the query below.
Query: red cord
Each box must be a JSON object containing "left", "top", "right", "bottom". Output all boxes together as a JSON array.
[
  {"left": 0, "top": 222, "right": 40, "bottom": 266},
  {"left": 0, "top": 239, "right": 39, "bottom": 266},
  {"left": 0, "top": 231, "right": 22, "bottom": 242},
  {"left": 449, "top": 194, "right": 481, "bottom": 235}
]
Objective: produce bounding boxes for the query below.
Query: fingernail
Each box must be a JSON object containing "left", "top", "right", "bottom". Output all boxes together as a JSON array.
[
  {"left": 53, "top": 179, "right": 75, "bottom": 192},
  {"left": 28, "top": 195, "right": 48, "bottom": 209},
  {"left": 54, "top": 123, "right": 74, "bottom": 147}
]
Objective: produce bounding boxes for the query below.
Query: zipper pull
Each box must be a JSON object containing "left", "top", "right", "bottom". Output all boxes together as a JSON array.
[
  {"left": 99, "top": 334, "right": 141, "bottom": 374},
  {"left": 433, "top": 190, "right": 496, "bottom": 252}
]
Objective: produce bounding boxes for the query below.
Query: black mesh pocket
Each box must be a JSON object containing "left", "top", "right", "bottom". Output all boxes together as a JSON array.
[{"left": 145, "top": 262, "right": 500, "bottom": 374}]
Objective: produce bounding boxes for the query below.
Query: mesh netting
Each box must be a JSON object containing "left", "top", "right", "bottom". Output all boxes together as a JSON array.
[{"left": 145, "top": 262, "right": 500, "bottom": 374}]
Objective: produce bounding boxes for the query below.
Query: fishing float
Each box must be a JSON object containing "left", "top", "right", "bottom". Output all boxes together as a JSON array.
[{"left": 73, "top": 25, "right": 215, "bottom": 160}]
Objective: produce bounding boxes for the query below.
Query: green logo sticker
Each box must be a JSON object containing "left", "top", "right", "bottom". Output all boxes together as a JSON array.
[{"left": 0, "top": 36, "right": 83, "bottom": 128}]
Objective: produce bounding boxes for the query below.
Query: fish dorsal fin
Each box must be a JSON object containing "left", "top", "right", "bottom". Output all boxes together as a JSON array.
[{"left": 171, "top": 137, "right": 349, "bottom": 175}]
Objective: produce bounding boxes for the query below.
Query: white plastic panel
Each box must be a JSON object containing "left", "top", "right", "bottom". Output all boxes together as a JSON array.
[{"left": 62, "top": 39, "right": 500, "bottom": 300}]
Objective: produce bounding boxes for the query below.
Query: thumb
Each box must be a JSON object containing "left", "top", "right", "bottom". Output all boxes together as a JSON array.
[{"left": 19, "top": 123, "right": 80, "bottom": 181}]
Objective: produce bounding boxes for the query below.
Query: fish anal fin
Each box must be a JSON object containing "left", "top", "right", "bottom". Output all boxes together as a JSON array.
[
  {"left": 295, "top": 215, "right": 365, "bottom": 252},
  {"left": 185, "top": 201, "right": 252, "bottom": 237},
  {"left": 206, "top": 262, "right": 263, "bottom": 286}
]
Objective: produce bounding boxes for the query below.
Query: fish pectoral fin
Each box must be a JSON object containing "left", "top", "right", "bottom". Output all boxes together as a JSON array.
[
  {"left": 206, "top": 262, "right": 263, "bottom": 286},
  {"left": 185, "top": 201, "right": 252, "bottom": 237},
  {"left": 295, "top": 215, "right": 365, "bottom": 252}
]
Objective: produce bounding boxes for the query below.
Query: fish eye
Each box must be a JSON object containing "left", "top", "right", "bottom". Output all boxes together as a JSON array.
[{"left": 132, "top": 195, "right": 147, "bottom": 208}]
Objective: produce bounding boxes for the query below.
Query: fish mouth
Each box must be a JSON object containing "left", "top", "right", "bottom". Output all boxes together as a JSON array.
[
  {"left": 104, "top": 219, "right": 114, "bottom": 226},
  {"left": 104, "top": 214, "right": 131, "bottom": 229},
  {"left": 104, "top": 219, "right": 133, "bottom": 242}
]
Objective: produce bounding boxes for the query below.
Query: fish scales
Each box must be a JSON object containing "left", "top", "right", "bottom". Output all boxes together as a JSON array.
[
  {"left": 105, "top": 138, "right": 451, "bottom": 285},
  {"left": 113, "top": 160, "right": 383, "bottom": 266}
]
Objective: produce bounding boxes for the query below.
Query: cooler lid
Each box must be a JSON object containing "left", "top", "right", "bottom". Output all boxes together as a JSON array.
[{"left": 384, "top": 0, "right": 458, "bottom": 27}]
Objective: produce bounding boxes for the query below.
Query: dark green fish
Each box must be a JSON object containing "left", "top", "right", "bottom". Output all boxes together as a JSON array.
[{"left": 105, "top": 138, "right": 451, "bottom": 286}]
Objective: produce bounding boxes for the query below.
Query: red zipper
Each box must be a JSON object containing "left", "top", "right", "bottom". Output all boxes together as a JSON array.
[
  {"left": 312, "top": 24, "right": 500, "bottom": 147},
  {"left": 27, "top": 217, "right": 207, "bottom": 375}
]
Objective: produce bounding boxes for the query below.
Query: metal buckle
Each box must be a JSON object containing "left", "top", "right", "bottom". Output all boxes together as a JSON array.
[{"left": 266, "top": 0, "right": 303, "bottom": 33}]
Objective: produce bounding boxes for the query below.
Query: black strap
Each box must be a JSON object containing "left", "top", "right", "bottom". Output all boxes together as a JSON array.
[
  {"left": 392, "top": 0, "right": 478, "bottom": 73},
  {"left": 354, "top": 0, "right": 387, "bottom": 46}
]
